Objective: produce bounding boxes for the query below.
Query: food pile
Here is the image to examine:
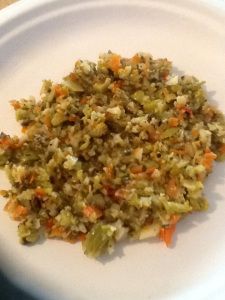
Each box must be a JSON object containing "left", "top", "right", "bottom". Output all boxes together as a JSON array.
[{"left": 1, "top": 52, "right": 225, "bottom": 257}]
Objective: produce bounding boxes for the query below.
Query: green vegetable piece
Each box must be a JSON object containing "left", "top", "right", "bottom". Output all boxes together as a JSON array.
[
  {"left": 18, "top": 219, "right": 40, "bottom": 244},
  {"left": 143, "top": 102, "right": 156, "bottom": 113},
  {"left": 132, "top": 90, "right": 145, "bottom": 103},
  {"left": 162, "top": 200, "right": 192, "bottom": 214},
  {"left": 82, "top": 223, "right": 116, "bottom": 258},
  {"left": 93, "top": 78, "right": 111, "bottom": 92},
  {"left": 0, "top": 149, "right": 10, "bottom": 166},
  {"left": 63, "top": 77, "right": 84, "bottom": 92},
  {"left": 161, "top": 128, "right": 179, "bottom": 139}
]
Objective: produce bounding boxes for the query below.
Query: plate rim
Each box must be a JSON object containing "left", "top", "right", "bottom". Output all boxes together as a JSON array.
[{"left": 0, "top": 1, "right": 225, "bottom": 300}]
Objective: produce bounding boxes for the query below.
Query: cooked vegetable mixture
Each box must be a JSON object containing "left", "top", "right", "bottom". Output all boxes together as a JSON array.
[{"left": 1, "top": 52, "right": 225, "bottom": 257}]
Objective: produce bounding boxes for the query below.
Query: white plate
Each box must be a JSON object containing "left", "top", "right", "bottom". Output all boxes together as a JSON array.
[{"left": 0, "top": 0, "right": 225, "bottom": 299}]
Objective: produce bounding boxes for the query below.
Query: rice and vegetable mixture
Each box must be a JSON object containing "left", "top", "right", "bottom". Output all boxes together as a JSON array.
[{"left": 1, "top": 52, "right": 225, "bottom": 258}]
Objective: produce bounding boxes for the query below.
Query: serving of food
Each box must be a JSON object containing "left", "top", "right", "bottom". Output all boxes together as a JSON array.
[{"left": 0, "top": 51, "right": 225, "bottom": 258}]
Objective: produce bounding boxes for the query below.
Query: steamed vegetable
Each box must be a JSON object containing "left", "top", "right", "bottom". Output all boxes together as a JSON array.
[{"left": 1, "top": 51, "right": 225, "bottom": 258}]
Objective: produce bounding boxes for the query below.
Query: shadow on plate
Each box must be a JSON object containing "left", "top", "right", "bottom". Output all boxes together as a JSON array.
[{"left": 0, "top": 269, "right": 38, "bottom": 300}]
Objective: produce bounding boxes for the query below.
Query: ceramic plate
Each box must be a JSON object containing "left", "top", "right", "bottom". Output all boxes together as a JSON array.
[{"left": 0, "top": 0, "right": 225, "bottom": 299}]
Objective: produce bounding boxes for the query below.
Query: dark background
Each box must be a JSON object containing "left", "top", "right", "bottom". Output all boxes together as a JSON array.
[{"left": 0, "top": 271, "right": 37, "bottom": 300}]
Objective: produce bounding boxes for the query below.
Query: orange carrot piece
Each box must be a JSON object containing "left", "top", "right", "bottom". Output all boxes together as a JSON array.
[
  {"left": 111, "top": 80, "right": 123, "bottom": 93},
  {"left": 13, "top": 205, "right": 28, "bottom": 220},
  {"left": 44, "top": 114, "right": 51, "bottom": 128},
  {"left": 161, "top": 71, "right": 169, "bottom": 81},
  {"left": 107, "top": 54, "right": 121, "bottom": 72},
  {"left": 76, "top": 233, "right": 86, "bottom": 241},
  {"left": 45, "top": 218, "right": 55, "bottom": 230},
  {"left": 130, "top": 165, "right": 143, "bottom": 174},
  {"left": 159, "top": 224, "right": 176, "bottom": 247},
  {"left": 69, "top": 73, "right": 77, "bottom": 81},
  {"left": 131, "top": 54, "right": 141, "bottom": 64},
  {"left": 49, "top": 226, "right": 65, "bottom": 238},
  {"left": 168, "top": 117, "right": 179, "bottom": 127},
  {"left": 219, "top": 144, "right": 225, "bottom": 154},
  {"left": 0, "top": 136, "right": 12, "bottom": 148},
  {"left": 166, "top": 179, "right": 180, "bottom": 198},
  {"left": 54, "top": 84, "right": 68, "bottom": 97},
  {"left": 21, "top": 126, "right": 28, "bottom": 133},
  {"left": 191, "top": 129, "right": 199, "bottom": 138},
  {"left": 83, "top": 206, "right": 102, "bottom": 219},
  {"left": 145, "top": 167, "right": 156, "bottom": 175},
  {"left": 202, "top": 151, "right": 217, "bottom": 171},
  {"left": 35, "top": 187, "right": 46, "bottom": 198},
  {"left": 80, "top": 97, "right": 88, "bottom": 105},
  {"left": 103, "top": 164, "right": 114, "bottom": 179},
  {"left": 10, "top": 100, "right": 21, "bottom": 110}
]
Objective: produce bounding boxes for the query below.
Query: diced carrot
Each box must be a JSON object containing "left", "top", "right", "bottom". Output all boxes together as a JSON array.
[
  {"left": 147, "top": 126, "right": 160, "bottom": 142},
  {"left": 177, "top": 111, "right": 184, "bottom": 122},
  {"left": 111, "top": 80, "right": 123, "bottom": 93},
  {"left": 145, "top": 166, "right": 156, "bottom": 175},
  {"left": 7, "top": 139, "right": 22, "bottom": 150},
  {"left": 10, "top": 100, "right": 21, "bottom": 110},
  {"left": 177, "top": 105, "right": 193, "bottom": 118},
  {"left": 182, "top": 106, "right": 193, "bottom": 117},
  {"left": 166, "top": 179, "right": 180, "bottom": 199},
  {"left": 44, "top": 114, "right": 51, "bottom": 128},
  {"left": 107, "top": 54, "right": 121, "bottom": 72},
  {"left": 168, "top": 117, "right": 179, "bottom": 127},
  {"left": 202, "top": 151, "right": 217, "bottom": 171},
  {"left": 0, "top": 136, "right": 12, "bottom": 148},
  {"left": 76, "top": 233, "right": 86, "bottom": 241},
  {"left": 114, "top": 188, "right": 127, "bottom": 200},
  {"left": 102, "top": 185, "right": 123, "bottom": 203},
  {"left": 103, "top": 184, "right": 116, "bottom": 198},
  {"left": 103, "top": 164, "right": 114, "bottom": 179},
  {"left": 49, "top": 226, "right": 65, "bottom": 238},
  {"left": 35, "top": 187, "right": 46, "bottom": 198},
  {"left": 159, "top": 224, "right": 176, "bottom": 247},
  {"left": 13, "top": 205, "right": 28, "bottom": 220},
  {"left": 130, "top": 165, "right": 143, "bottom": 174},
  {"left": 83, "top": 205, "right": 102, "bottom": 219},
  {"left": 69, "top": 72, "right": 77, "bottom": 81},
  {"left": 80, "top": 97, "right": 88, "bottom": 105},
  {"left": 54, "top": 84, "right": 68, "bottom": 97},
  {"left": 219, "top": 144, "right": 225, "bottom": 154},
  {"left": 131, "top": 54, "right": 141, "bottom": 64},
  {"left": 191, "top": 129, "right": 199, "bottom": 138},
  {"left": 45, "top": 218, "right": 55, "bottom": 230},
  {"left": 21, "top": 126, "right": 28, "bottom": 133},
  {"left": 161, "top": 71, "right": 169, "bottom": 81}
]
